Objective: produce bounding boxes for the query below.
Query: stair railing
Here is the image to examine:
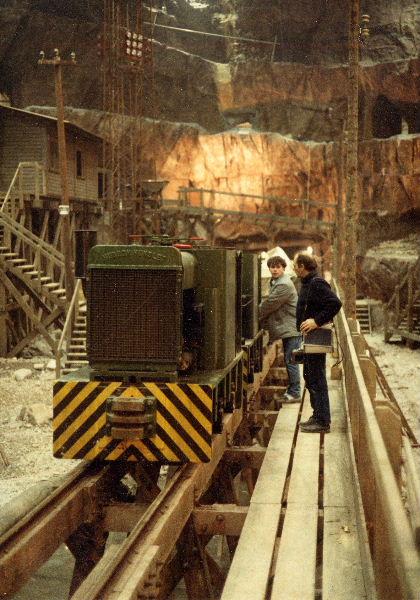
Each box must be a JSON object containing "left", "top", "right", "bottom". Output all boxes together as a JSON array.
[
  {"left": 55, "top": 278, "right": 82, "bottom": 378},
  {"left": 1, "top": 162, "right": 46, "bottom": 218},
  {"left": 0, "top": 211, "right": 64, "bottom": 288}
]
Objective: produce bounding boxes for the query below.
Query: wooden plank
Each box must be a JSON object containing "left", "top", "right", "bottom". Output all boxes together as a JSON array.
[
  {"left": 271, "top": 426, "right": 320, "bottom": 598},
  {"left": 271, "top": 506, "right": 318, "bottom": 599},
  {"left": 0, "top": 278, "right": 7, "bottom": 356},
  {"left": 251, "top": 406, "right": 299, "bottom": 505},
  {"left": 324, "top": 432, "right": 354, "bottom": 508},
  {"left": 223, "top": 447, "right": 266, "bottom": 470},
  {"left": 221, "top": 406, "right": 299, "bottom": 599},
  {"left": 323, "top": 506, "right": 368, "bottom": 600},
  {"left": 103, "top": 504, "right": 148, "bottom": 532},
  {"left": 403, "top": 437, "right": 420, "bottom": 546},
  {"left": 286, "top": 434, "right": 319, "bottom": 506},
  {"left": 328, "top": 380, "right": 347, "bottom": 431},
  {"left": 220, "top": 503, "right": 280, "bottom": 600},
  {"left": 323, "top": 431, "right": 368, "bottom": 598}
]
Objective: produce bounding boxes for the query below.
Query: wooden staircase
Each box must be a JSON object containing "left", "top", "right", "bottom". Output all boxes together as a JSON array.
[
  {"left": 62, "top": 303, "right": 88, "bottom": 374},
  {"left": 0, "top": 209, "right": 67, "bottom": 357},
  {"left": 356, "top": 299, "right": 372, "bottom": 334},
  {"left": 384, "top": 258, "right": 420, "bottom": 345}
]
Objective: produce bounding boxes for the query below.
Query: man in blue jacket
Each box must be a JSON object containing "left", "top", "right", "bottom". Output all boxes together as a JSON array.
[
  {"left": 259, "top": 256, "right": 302, "bottom": 402},
  {"left": 294, "top": 253, "right": 342, "bottom": 433}
]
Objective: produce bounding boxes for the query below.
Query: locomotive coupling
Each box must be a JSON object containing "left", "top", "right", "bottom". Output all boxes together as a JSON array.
[{"left": 106, "top": 396, "right": 157, "bottom": 440}]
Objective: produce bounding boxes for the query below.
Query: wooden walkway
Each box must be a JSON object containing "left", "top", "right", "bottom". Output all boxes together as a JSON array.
[{"left": 222, "top": 375, "right": 374, "bottom": 600}]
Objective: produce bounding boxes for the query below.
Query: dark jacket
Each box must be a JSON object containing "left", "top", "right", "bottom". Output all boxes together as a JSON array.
[
  {"left": 259, "top": 273, "right": 300, "bottom": 342},
  {"left": 296, "top": 272, "right": 342, "bottom": 329}
]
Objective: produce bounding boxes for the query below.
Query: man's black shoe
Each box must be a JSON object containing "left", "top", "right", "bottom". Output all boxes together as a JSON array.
[
  {"left": 300, "top": 420, "right": 330, "bottom": 433},
  {"left": 300, "top": 415, "right": 316, "bottom": 427}
]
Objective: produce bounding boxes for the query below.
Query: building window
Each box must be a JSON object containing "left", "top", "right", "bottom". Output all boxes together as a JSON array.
[
  {"left": 76, "top": 150, "right": 84, "bottom": 178},
  {"left": 48, "top": 137, "right": 59, "bottom": 172}
]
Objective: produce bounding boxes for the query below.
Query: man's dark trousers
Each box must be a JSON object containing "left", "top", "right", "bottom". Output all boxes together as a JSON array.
[{"left": 303, "top": 353, "right": 330, "bottom": 425}]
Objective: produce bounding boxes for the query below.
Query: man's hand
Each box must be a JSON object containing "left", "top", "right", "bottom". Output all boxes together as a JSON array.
[{"left": 300, "top": 318, "right": 318, "bottom": 334}]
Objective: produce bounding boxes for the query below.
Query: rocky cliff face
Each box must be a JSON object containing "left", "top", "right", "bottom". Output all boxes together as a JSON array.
[
  {"left": 1, "top": 1, "right": 420, "bottom": 138},
  {"left": 33, "top": 104, "right": 420, "bottom": 253}
]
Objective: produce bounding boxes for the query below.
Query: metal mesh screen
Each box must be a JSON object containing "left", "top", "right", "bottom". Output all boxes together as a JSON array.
[{"left": 88, "top": 269, "right": 181, "bottom": 364}]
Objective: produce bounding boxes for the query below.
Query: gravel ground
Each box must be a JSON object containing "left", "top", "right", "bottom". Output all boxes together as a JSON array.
[{"left": 0, "top": 358, "right": 78, "bottom": 507}]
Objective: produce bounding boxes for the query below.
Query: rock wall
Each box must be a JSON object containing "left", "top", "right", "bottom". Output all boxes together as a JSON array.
[
  {"left": 1, "top": 2, "right": 420, "bottom": 138},
  {"left": 33, "top": 105, "right": 420, "bottom": 248}
]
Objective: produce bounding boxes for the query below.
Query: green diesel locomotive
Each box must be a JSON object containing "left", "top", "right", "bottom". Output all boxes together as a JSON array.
[{"left": 53, "top": 242, "right": 263, "bottom": 463}]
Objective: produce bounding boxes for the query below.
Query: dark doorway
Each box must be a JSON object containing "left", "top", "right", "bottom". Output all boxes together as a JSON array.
[{"left": 372, "top": 95, "right": 402, "bottom": 138}]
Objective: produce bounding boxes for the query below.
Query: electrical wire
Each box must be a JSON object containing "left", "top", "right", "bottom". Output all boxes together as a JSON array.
[{"left": 144, "top": 21, "right": 281, "bottom": 48}]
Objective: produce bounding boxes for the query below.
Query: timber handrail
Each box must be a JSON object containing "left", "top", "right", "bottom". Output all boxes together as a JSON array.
[
  {"left": 0, "top": 161, "right": 46, "bottom": 213},
  {"left": 55, "top": 278, "right": 82, "bottom": 378},
  {"left": 177, "top": 186, "right": 336, "bottom": 209},
  {"left": 335, "top": 288, "right": 420, "bottom": 597},
  {"left": 0, "top": 211, "right": 64, "bottom": 266},
  {"left": 402, "top": 436, "right": 420, "bottom": 547}
]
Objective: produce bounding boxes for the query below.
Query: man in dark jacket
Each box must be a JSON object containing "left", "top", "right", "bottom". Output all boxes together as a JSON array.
[
  {"left": 259, "top": 256, "right": 302, "bottom": 402},
  {"left": 294, "top": 253, "right": 342, "bottom": 432}
]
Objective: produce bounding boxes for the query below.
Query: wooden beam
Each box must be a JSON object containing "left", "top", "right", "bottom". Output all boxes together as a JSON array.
[
  {"left": 7, "top": 307, "right": 62, "bottom": 358},
  {"left": 403, "top": 436, "right": 420, "bottom": 547},
  {"left": 223, "top": 446, "right": 266, "bottom": 470},
  {"left": 193, "top": 505, "right": 248, "bottom": 536},
  {"left": 250, "top": 410, "right": 279, "bottom": 429},
  {"left": 0, "top": 271, "right": 57, "bottom": 352},
  {"left": 0, "top": 468, "right": 105, "bottom": 597},
  {"left": 103, "top": 504, "right": 148, "bottom": 532},
  {"left": 0, "top": 278, "right": 7, "bottom": 356}
]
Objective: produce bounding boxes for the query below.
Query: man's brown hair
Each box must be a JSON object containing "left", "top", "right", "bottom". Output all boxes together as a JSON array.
[
  {"left": 267, "top": 256, "right": 287, "bottom": 269},
  {"left": 294, "top": 253, "right": 318, "bottom": 272}
]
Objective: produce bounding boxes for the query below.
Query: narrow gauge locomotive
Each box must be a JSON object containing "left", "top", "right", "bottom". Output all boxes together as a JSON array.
[{"left": 53, "top": 241, "right": 263, "bottom": 463}]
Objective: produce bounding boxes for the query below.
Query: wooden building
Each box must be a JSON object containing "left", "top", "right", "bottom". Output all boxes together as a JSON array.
[{"left": 0, "top": 104, "right": 102, "bottom": 235}]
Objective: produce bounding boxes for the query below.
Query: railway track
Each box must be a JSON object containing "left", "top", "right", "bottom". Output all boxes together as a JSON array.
[{"left": 0, "top": 342, "right": 281, "bottom": 600}]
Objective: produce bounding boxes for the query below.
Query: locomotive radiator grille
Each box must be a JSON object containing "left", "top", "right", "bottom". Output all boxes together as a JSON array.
[{"left": 88, "top": 268, "right": 181, "bottom": 364}]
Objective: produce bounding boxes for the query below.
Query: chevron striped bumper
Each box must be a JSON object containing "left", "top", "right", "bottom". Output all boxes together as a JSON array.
[{"left": 53, "top": 380, "right": 214, "bottom": 463}]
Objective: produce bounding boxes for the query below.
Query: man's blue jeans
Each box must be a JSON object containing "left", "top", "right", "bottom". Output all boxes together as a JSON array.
[
  {"left": 282, "top": 336, "right": 302, "bottom": 398},
  {"left": 303, "top": 353, "right": 330, "bottom": 425}
]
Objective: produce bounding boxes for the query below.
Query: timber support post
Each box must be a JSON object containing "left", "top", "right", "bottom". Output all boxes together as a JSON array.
[{"left": 38, "top": 48, "right": 76, "bottom": 305}]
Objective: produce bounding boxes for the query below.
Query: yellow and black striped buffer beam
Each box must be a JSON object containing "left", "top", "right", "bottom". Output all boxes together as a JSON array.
[{"left": 53, "top": 380, "right": 213, "bottom": 463}]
